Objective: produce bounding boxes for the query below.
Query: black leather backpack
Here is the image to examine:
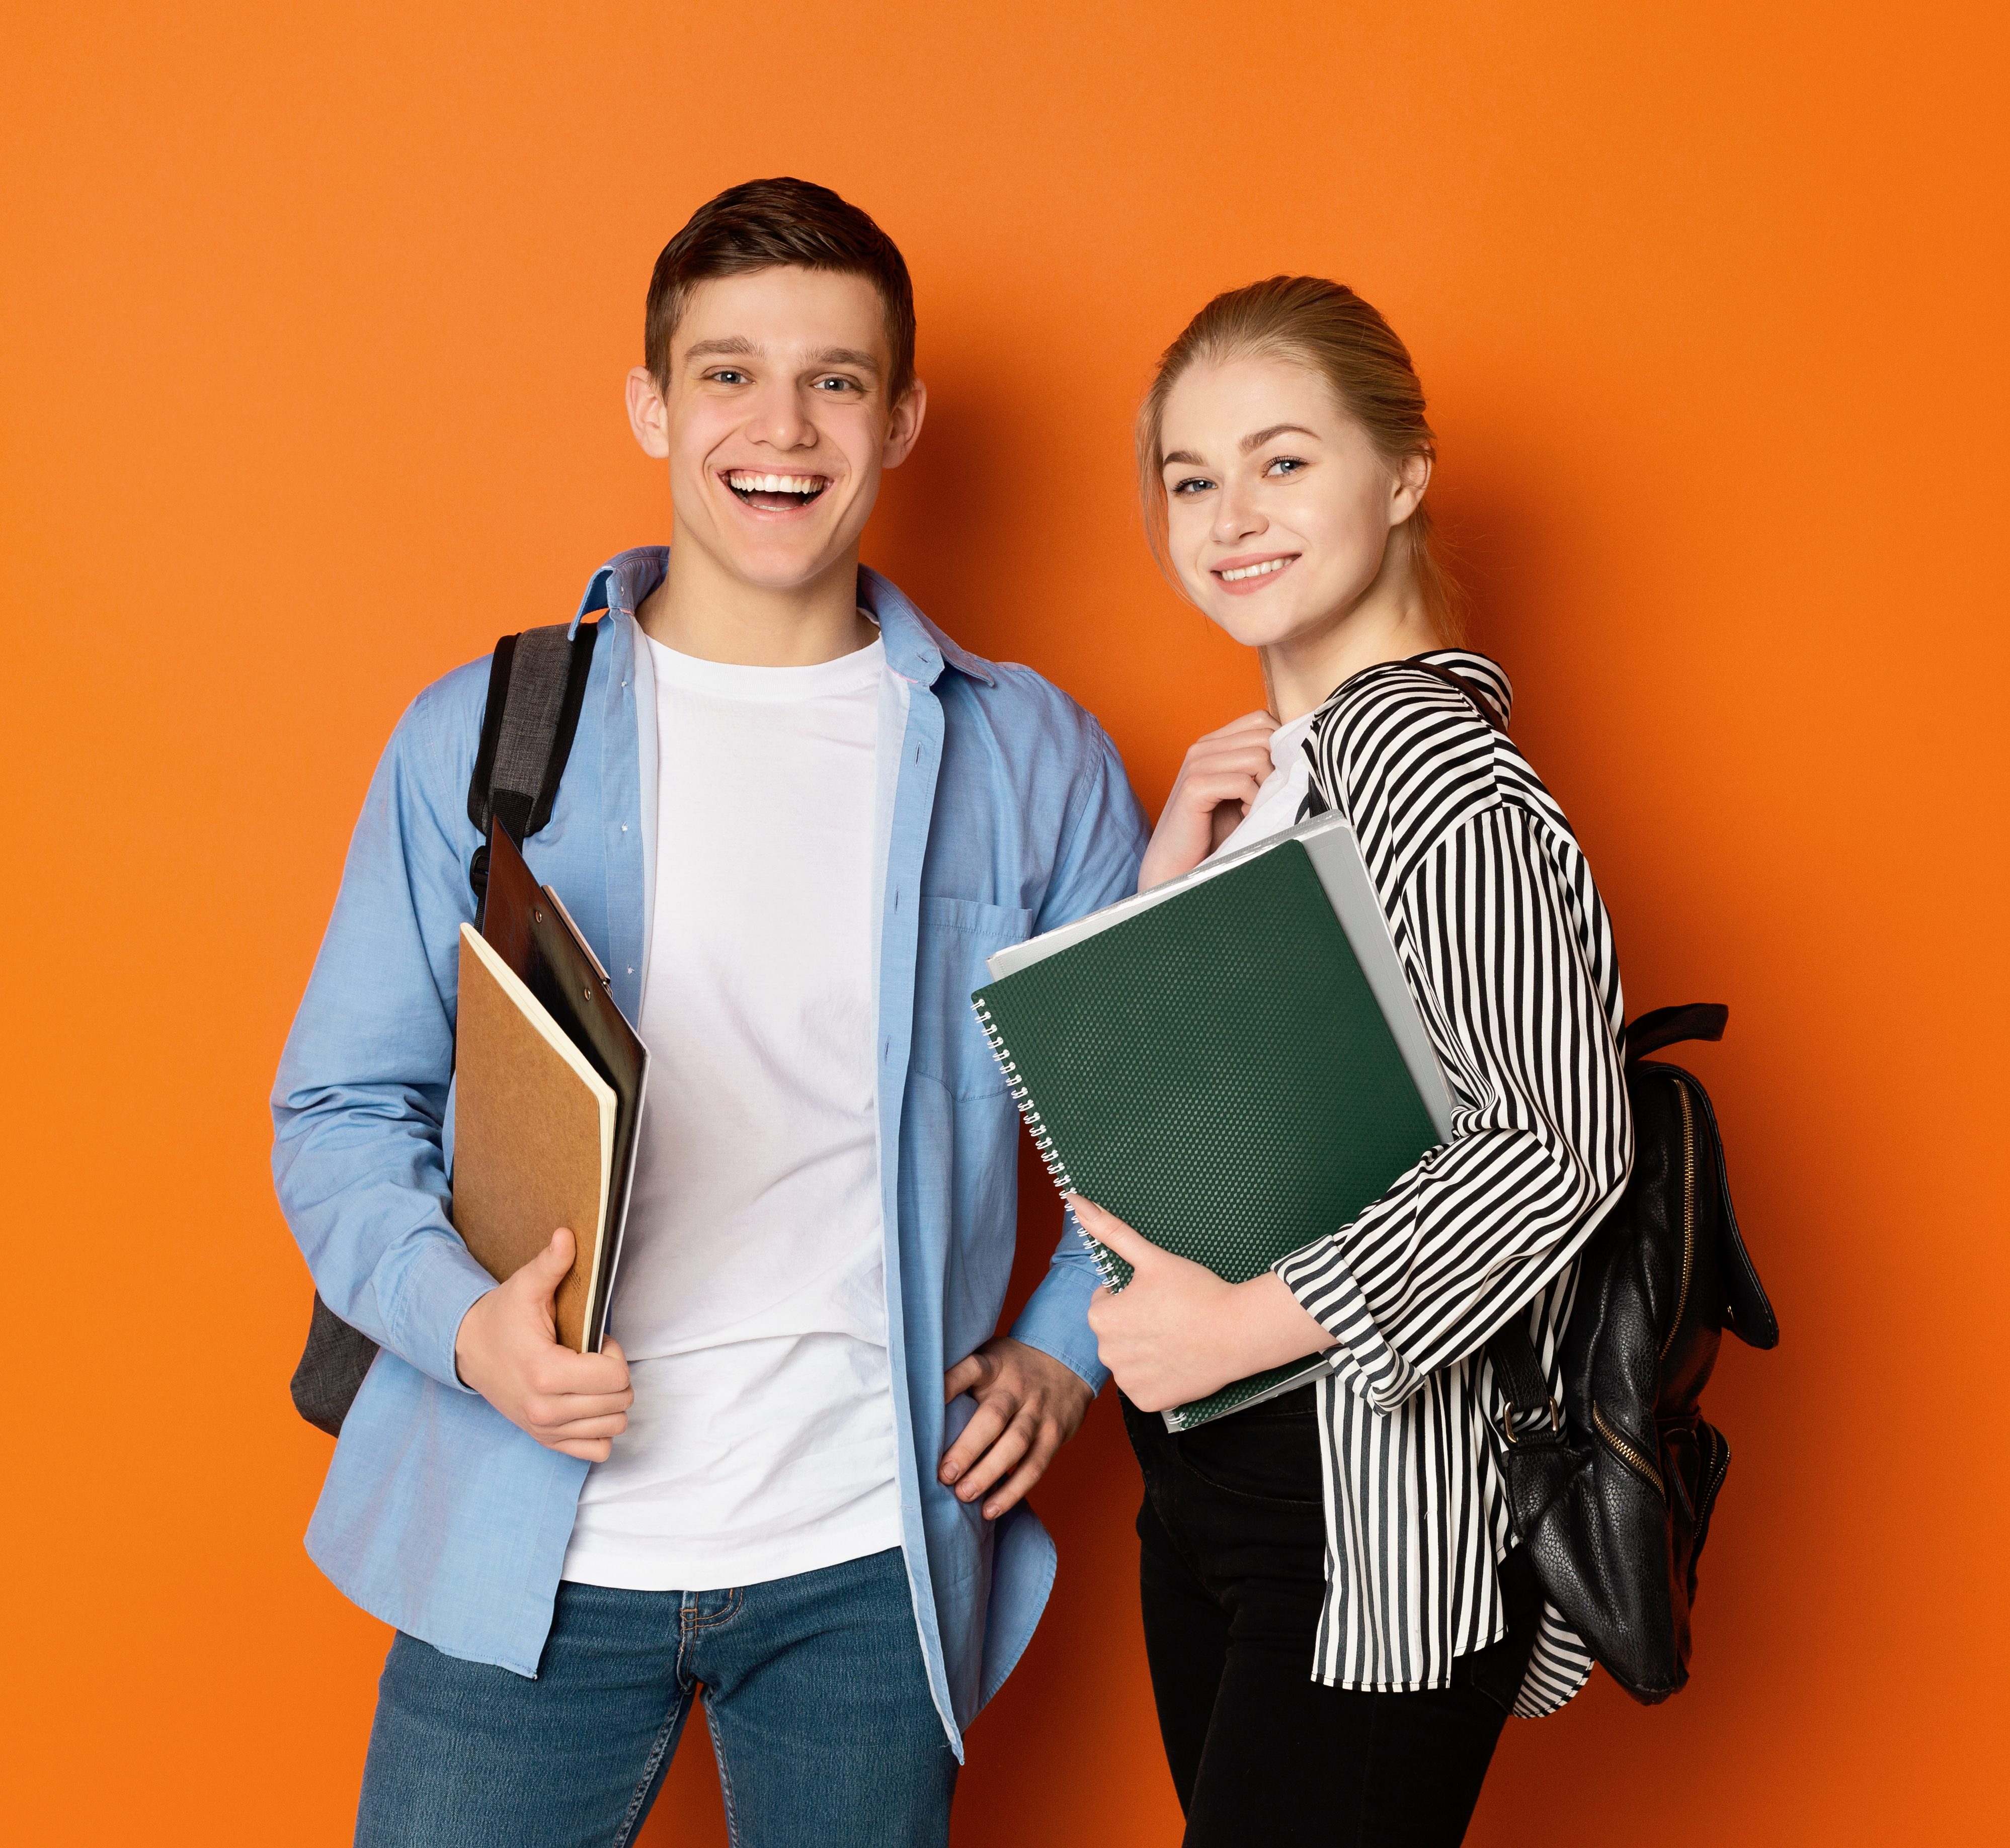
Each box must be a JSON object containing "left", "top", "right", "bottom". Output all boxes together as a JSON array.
[
  {"left": 287, "top": 620, "right": 602, "bottom": 1436},
  {"left": 1486, "top": 1003, "right": 1779, "bottom": 1702}
]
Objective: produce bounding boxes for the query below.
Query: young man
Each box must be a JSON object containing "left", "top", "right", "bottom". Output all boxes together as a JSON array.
[{"left": 273, "top": 178, "right": 1146, "bottom": 1846}]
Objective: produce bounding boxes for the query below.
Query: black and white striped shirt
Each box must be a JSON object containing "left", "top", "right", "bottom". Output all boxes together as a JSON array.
[{"left": 1273, "top": 650, "right": 1631, "bottom": 1716}]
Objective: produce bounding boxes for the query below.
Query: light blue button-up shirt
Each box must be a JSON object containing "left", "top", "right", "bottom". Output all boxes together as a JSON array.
[{"left": 272, "top": 549, "right": 1147, "bottom": 1755}]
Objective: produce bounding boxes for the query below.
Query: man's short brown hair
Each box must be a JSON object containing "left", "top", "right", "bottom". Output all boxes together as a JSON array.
[{"left": 644, "top": 177, "right": 916, "bottom": 401}]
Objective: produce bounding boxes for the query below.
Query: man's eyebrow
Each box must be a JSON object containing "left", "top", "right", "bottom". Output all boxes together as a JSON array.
[
  {"left": 681, "top": 338, "right": 883, "bottom": 376},
  {"left": 807, "top": 346, "right": 881, "bottom": 374},
  {"left": 1241, "top": 423, "right": 1320, "bottom": 452}
]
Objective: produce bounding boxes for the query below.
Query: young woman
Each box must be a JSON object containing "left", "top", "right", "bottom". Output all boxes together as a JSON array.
[{"left": 1073, "top": 277, "right": 1632, "bottom": 1845}]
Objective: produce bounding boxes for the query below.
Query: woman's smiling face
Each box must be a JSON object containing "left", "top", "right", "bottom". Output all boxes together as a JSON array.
[{"left": 1158, "top": 355, "right": 1426, "bottom": 652}]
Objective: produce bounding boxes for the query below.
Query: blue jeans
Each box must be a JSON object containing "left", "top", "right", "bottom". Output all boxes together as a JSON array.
[{"left": 354, "top": 1547, "right": 956, "bottom": 1848}]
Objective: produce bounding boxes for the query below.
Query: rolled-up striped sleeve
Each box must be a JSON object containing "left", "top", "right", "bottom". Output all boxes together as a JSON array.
[{"left": 1275, "top": 800, "right": 1631, "bottom": 1412}]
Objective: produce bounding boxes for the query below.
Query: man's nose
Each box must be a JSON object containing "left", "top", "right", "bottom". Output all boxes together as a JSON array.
[{"left": 747, "top": 381, "right": 820, "bottom": 452}]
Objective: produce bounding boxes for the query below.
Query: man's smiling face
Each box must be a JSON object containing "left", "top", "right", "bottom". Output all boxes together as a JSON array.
[{"left": 638, "top": 266, "right": 923, "bottom": 596}]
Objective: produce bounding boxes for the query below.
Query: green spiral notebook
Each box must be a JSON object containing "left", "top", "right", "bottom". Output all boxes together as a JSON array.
[{"left": 972, "top": 815, "right": 1454, "bottom": 1430}]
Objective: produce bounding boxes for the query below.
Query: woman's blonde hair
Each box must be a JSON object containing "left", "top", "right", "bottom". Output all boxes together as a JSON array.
[{"left": 1136, "top": 275, "right": 1462, "bottom": 640}]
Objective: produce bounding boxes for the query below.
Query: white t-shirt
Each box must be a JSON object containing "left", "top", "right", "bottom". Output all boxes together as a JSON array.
[
  {"left": 560, "top": 631, "right": 903, "bottom": 1592},
  {"left": 1212, "top": 707, "right": 1318, "bottom": 860}
]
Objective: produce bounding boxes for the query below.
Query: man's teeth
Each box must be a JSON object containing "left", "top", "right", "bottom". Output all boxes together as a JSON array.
[
  {"left": 728, "top": 472, "right": 823, "bottom": 494},
  {"left": 1220, "top": 558, "right": 1292, "bottom": 582}
]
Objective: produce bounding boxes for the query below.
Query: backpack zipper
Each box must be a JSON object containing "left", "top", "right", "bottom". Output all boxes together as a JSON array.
[
  {"left": 1592, "top": 1400, "right": 1665, "bottom": 1497},
  {"left": 1657, "top": 1078, "right": 1699, "bottom": 1362},
  {"left": 1699, "top": 1422, "right": 1730, "bottom": 1513}
]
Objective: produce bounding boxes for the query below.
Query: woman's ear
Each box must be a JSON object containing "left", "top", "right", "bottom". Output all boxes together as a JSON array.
[
  {"left": 881, "top": 376, "right": 929, "bottom": 470},
  {"left": 626, "top": 366, "right": 671, "bottom": 459},
  {"left": 1390, "top": 450, "right": 1432, "bottom": 526}
]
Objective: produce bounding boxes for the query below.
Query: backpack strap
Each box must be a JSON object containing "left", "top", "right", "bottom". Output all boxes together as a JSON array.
[
  {"left": 1403, "top": 654, "right": 1508, "bottom": 734},
  {"left": 1623, "top": 1001, "right": 1727, "bottom": 1065},
  {"left": 1486, "top": 1317, "right": 1564, "bottom": 1448},
  {"left": 465, "top": 620, "right": 602, "bottom": 910}
]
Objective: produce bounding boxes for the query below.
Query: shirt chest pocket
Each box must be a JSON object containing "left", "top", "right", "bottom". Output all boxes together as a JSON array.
[{"left": 911, "top": 896, "right": 1035, "bottom": 1098}]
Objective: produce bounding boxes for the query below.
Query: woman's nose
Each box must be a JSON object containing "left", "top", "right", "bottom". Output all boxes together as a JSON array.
[{"left": 1212, "top": 481, "right": 1264, "bottom": 544}]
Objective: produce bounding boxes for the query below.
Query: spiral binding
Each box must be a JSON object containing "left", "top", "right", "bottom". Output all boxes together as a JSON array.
[{"left": 972, "top": 996, "right": 1125, "bottom": 1290}]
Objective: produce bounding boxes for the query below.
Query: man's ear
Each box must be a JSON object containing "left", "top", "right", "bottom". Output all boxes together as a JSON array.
[
  {"left": 626, "top": 366, "right": 671, "bottom": 459},
  {"left": 1390, "top": 449, "right": 1431, "bottom": 527},
  {"left": 881, "top": 377, "right": 928, "bottom": 471}
]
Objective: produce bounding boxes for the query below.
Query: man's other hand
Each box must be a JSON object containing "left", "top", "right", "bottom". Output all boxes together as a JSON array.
[
  {"left": 452, "top": 1228, "right": 634, "bottom": 1461},
  {"left": 938, "top": 1336, "right": 1094, "bottom": 1520}
]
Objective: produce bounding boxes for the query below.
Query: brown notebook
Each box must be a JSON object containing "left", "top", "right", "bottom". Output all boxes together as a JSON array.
[
  {"left": 452, "top": 923, "right": 616, "bottom": 1351},
  {"left": 474, "top": 823, "right": 649, "bottom": 1354}
]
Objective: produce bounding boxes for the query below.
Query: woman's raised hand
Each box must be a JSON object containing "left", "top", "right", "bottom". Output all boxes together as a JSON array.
[{"left": 1137, "top": 710, "right": 1278, "bottom": 891}]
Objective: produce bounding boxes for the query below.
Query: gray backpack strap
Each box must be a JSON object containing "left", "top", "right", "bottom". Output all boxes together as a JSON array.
[
  {"left": 289, "top": 618, "right": 602, "bottom": 1437},
  {"left": 466, "top": 619, "right": 602, "bottom": 911}
]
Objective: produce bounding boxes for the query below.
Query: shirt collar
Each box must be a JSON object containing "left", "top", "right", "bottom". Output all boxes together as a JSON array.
[{"left": 570, "top": 547, "right": 995, "bottom": 690}]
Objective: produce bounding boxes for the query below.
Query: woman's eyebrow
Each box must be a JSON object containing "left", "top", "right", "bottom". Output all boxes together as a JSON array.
[
  {"left": 1164, "top": 423, "right": 1319, "bottom": 468},
  {"left": 1241, "top": 423, "right": 1319, "bottom": 452}
]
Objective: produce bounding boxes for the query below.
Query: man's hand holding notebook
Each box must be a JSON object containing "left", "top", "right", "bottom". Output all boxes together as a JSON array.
[{"left": 453, "top": 1229, "right": 634, "bottom": 1462}]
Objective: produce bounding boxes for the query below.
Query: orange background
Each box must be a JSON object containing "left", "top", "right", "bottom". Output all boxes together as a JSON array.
[{"left": 5, "top": 3, "right": 2005, "bottom": 1841}]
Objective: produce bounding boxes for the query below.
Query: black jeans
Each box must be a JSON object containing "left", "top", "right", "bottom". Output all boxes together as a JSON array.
[{"left": 1122, "top": 1387, "right": 1540, "bottom": 1848}]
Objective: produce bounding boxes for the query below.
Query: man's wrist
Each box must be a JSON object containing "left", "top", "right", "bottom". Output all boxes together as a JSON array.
[
  {"left": 387, "top": 1235, "right": 505, "bottom": 1394},
  {"left": 451, "top": 1288, "right": 489, "bottom": 1389},
  {"left": 1011, "top": 1278, "right": 1111, "bottom": 1394},
  {"left": 1016, "top": 1336, "right": 1096, "bottom": 1407},
  {"left": 1006, "top": 1325, "right": 1105, "bottom": 1398}
]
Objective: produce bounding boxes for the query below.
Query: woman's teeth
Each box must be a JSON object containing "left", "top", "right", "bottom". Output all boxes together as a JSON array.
[
  {"left": 1219, "top": 558, "right": 1292, "bottom": 582},
  {"left": 728, "top": 472, "right": 824, "bottom": 495}
]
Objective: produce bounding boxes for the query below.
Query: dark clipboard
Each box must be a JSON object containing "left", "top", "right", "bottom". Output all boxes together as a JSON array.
[{"left": 478, "top": 819, "right": 649, "bottom": 1352}]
